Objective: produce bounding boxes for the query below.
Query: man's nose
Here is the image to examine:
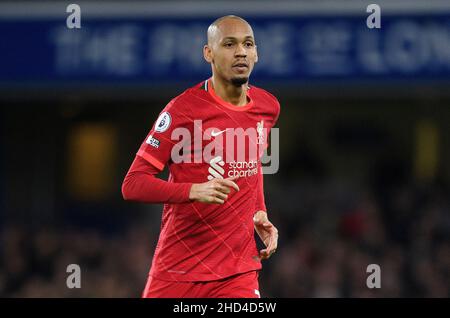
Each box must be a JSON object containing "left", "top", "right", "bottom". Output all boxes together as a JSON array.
[{"left": 235, "top": 44, "right": 247, "bottom": 56}]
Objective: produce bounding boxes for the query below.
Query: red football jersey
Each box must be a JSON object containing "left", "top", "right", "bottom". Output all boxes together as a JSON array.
[{"left": 137, "top": 79, "right": 280, "bottom": 282}]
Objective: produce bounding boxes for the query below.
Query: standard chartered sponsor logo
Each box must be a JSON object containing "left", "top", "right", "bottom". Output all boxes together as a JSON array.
[
  {"left": 207, "top": 156, "right": 225, "bottom": 180},
  {"left": 207, "top": 156, "right": 258, "bottom": 180},
  {"left": 228, "top": 160, "right": 258, "bottom": 178},
  {"left": 170, "top": 119, "right": 279, "bottom": 175}
]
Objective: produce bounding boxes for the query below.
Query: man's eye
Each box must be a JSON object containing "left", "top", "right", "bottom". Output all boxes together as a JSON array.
[
  {"left": 224, "top": 43, "right": 233, "bottom": 47},
  {"left": 245, "top": 42, "right": 254, "bottom": 47}
]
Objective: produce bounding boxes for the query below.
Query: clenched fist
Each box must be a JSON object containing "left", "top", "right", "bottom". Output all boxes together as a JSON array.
[{"left": 189, "top": 176, "right": 240, "bottom": 204}]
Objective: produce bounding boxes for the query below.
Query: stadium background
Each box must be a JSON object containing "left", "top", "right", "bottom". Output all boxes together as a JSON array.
[{"left": 0, "top": 0, "right": 449, "bottom": 297}]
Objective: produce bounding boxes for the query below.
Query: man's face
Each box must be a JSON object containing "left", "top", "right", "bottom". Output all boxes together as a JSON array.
[{"left": 204, "top": 19, "right": 258, "bottom": 86}]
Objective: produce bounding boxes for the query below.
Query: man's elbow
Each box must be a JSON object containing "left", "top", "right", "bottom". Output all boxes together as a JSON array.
[{"left": 121, "top": 178, "right": 134, "bottom": 201}]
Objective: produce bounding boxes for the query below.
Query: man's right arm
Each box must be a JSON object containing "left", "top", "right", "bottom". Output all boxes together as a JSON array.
[
  {"left": 122, "top": 99, "right": 239, "bottom": 205},
  {"left": 122, "top": 155, "right": 240, "bottom": 204},
  {"left": 121, "top": 155, "right": 192, "bottom": 203}
]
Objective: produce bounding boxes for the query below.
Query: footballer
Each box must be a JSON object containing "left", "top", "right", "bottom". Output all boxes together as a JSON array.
[{"left": 122, "top": 15, "right": 280, "bottom": 298}]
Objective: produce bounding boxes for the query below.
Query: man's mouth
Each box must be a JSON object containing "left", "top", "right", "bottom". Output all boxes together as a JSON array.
[
  {"left": 232, "top": 62, "right": 249, "bottom": 72},
  {"left": 233, "top": 62, "right": 248, "bottom": 68}
]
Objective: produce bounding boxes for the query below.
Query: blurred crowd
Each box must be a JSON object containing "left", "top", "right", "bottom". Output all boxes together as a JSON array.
[
  {"left": 0, "top": 223, "right": 154, "bottom": 297},
  {"left": 0, "top": 180, "right": 449, "bottom": 297},
  {"left": 262, "top": 178, "right": 450, "bottom": 297}
]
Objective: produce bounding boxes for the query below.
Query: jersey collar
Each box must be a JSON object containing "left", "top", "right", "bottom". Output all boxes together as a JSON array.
[{"left": 205, "top": 78, "right": 254, "bottom": 112}]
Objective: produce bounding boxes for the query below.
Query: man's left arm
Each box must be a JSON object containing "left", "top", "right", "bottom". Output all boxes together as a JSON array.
[{"left": 254, "top": 163, "right": 278, "bottom": 260}]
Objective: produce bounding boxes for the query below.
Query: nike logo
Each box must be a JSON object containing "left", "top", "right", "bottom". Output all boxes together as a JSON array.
[{"left": 211, "top": 129, "right": 228, "bottom": 137}]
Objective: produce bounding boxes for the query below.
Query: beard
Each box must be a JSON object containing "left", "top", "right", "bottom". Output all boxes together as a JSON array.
[{"left": 230, "top": 76, "right": 249, "bottom": 87}]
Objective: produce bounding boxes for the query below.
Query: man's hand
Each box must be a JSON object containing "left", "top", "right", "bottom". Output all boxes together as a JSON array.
[
  {"left": 253, "top": 210, "right": 278, "bottom": 260},
  {"left": 189, "top": 177, "right": 239, "bottom": 204}
]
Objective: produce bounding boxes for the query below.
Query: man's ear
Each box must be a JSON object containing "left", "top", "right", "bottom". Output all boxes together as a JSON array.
[
  {"left": 203, "top": 44, "right": 213, "bottom": 63},
  {"left": 254, "top": 45, "right": 258, "bottom": 63}
]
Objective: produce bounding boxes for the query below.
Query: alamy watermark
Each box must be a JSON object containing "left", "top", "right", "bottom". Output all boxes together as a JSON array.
[
  {"left": 66, "top": 4, "right": 81, "bottom": 29},
  {"left": 147, "top": 115, "right": 280, "bottom": 176},
  {"left": 366, "top": 4, "right": 381, "bottom": 29},
  {"left": 366, "top": 264, "right": 381, "bottom": 289},
  {"left": 66, "top": 264, "right": 81, "bottom": 289}
]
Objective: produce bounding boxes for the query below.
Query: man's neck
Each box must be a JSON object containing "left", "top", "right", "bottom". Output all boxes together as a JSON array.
[{"left": 211, "top": 75, "right": 248, "bottom": 106}]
